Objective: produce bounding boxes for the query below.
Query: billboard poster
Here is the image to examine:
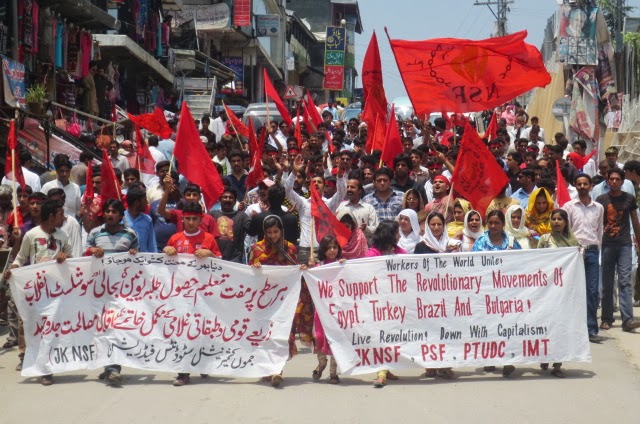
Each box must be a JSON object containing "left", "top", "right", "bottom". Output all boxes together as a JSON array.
[{"left": 557, "top": 4, "right": 598, "bottom": 65}]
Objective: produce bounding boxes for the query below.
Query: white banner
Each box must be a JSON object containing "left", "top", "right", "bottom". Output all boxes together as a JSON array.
[
  {"left": 303, "top": 247, "right": 590, "bottom": 375},
  {"left": 10, "top": 254, "right": 301, "bottom": 377}
]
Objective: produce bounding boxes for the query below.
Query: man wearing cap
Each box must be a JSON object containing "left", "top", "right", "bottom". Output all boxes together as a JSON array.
[
  {"left": 425, "top": 175, "right": 455, "bottom": 223},
  {"left": 605, "top": 146, "right": 624, "bottom": 169}
]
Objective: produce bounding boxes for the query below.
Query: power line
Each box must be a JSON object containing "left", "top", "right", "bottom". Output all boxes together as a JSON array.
[{"left": 473, "top": 0, "right": 515, "bottom": 37}]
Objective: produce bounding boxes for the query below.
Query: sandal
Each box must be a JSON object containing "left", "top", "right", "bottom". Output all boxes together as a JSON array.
[
  {"left": 540, "top": 363, "right": 549, "bottom": 371},
  {"left": 386, "top": 371, "right": 400, "bottom": 380},
  {"left": 424, "top": 368, "right": 437, "bottom": 378},
  {"left": 551, "top": 367, "right": 566, "bottom": 378},
  {"left": 2, "top": 340, "right": 17, "bottom": 349},
  {"left": 312, "top": 365, "right": 325, "bottom": 381},
  {"left": 271, "top": 375, "right": 283, "bottom": 387},
  {"left": 600, "top": 322, "right": 611, "bottom": 330},
  {"left": 437, "top": 368, "right": 455, "bottom": 379},
  {"left": 328, "top": 374, "right": 340, "bottom": 384},
  {"left": 373, "top": 371, "right": 387, "bottom": 388}
]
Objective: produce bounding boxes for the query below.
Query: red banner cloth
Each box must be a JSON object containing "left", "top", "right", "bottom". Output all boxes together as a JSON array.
[
  {"left": 5, "top": 120, "right": 26, "bottom": 189},
  {"left": 555, "top": 160, "right": 571, "bottom": 207},
  {"left": 305, "top": 92, "right": 324, "bottom": 129},
  {"left": 100, "top": 148, "right": 122, "bottom": 201},
  {"left": 128, "top": 107, "right": 173, "bottom": 139},
  {"left": 246, "top": 120, "right": 264, "bottom": 191},
  {"left": 484, "top": 110, "right": 499, "bottom": 141},
  {"left": 174, "top": 103, "right": 224, "bottom": 210},
  {"left": 388, "top": 30, "right": 551, "bottom": 115},
  {"left": 223, "top": 103, "right": 250, "bottom": 138},
  {"left": 381, "top": 104, "right": 403, "bottom": 167},
  {"left": 135, "top": 125, "right": 156, "bottom": 175},
  {"left": 263, "top": 69, "right": 293, "bottom": 127},
  {"left": 451, "top": 123, "right": 509, "bottom": 218},
  {"left": 362, "top": 32, "right": 388, "bottom": 149},
  {"left": 309, "top": 183, "right": 351, "bottom": 248}
]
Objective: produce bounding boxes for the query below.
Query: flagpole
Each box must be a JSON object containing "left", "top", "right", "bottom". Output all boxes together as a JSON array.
[
  {"left": 223, "top": 100, "right": 246, "bottom": 152},
  {"left": 310, "top": 214, "right": 315, "bottom": 266},
  {"left": 370, "top": 113, "right": 379, "bottom": 155},
  {"left": 10, "top": 146, "right": 18, "bottom": 228},
  {"left": 444, "top": 182, "right": 454, "bottom": 221}
]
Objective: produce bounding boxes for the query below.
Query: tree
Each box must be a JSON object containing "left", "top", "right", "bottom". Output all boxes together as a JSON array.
[{"left": 597, "top": 0, "right": 635, "bottom": 45}]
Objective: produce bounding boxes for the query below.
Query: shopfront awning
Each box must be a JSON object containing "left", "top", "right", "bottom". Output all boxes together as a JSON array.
[
  {"left": 50, "top": 0, "right": 120, "bottom": 31},
  {"left": 92, "top": 35, "right": 174, "bottom": 86},
  {"left": 18, "top": 118, "right": 88, "bottom": 170},
  {"left": 162, "top": 0, "right": 184, "bottom": 11}
]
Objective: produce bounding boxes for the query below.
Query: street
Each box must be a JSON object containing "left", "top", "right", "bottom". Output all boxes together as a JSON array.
[{"left": 1, "top": 314, "right": 639, "bottom": 424}]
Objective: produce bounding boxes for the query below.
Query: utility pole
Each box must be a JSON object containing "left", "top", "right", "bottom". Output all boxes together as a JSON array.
[
  {"left": 616, "top": 0, "right": 624, "bottom": 53},
  {"left": 473, "top": 0, "right": 514, "bottom": 37}
]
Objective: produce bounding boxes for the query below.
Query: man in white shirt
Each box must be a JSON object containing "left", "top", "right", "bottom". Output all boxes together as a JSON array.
[
  {"left": 336, "top": 178, "right": 378, "bottom": 243},
  {"left": 40, "top": 154, "right": 81, "bottom": 219},
  {"left": 210, "top": 110, "right": 228, "bottom": 143},
  {"left": 1, "top": 149, "right": 41, "bottom": 193}
]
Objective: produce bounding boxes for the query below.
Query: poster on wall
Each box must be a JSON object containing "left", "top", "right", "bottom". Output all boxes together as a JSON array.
[
  {"left": 221, "top": 57, "right": 244, "bottom": 96},
  {"left": 256, "top": 15, "right": 281, "bottom": 37},
  {"left": 557, "top": 3, "right": 598, "bottom": 65},
  {"left": 1, "top": 55, "right": 26, "bottom": 109}
]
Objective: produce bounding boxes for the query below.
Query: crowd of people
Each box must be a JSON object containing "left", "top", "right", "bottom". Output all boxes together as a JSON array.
[{"left": 1, "top": 101, "right": 639, "bottom": 388}]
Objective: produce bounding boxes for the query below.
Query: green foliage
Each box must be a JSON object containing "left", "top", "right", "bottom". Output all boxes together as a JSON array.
[
  {"left": 597, "top": 0, "right": 635, "bottom": 40},
  {"left": 25, "top": 84, "right": 46, "bottom": 103}
]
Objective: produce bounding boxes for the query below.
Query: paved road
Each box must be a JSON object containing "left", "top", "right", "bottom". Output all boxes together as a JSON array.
[{"left": 1, "top": 315, "right": 639, "bottom": 424}]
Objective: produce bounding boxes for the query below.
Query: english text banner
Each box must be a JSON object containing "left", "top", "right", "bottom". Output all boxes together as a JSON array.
[
  {"left": 303, "top": 248, "right": 589, "bottom": 375},
  {"left": 10, "top": 254, "right": 301, "bottom": 377}
]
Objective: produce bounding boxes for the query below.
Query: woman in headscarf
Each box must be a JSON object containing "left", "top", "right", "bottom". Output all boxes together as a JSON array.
[
  {"left": 461, "top": 210, "right": 484, "bottom": 252},
  {"left": 249, "top": 215, "right": 306, "bottom": 388},
  {"left": 525, "top": 187, "right": 555, "bottom": 235},
  {"left": 505, "top": 204, "right": 537, "bottom": 249},
  {"left": 537, "top": 209, "right": 578, "bottom": 378},
  {"left": 472, "top": 210, "right": 521, "bottom": 377},
  {"left": 448, "top": 199, "right": 471, "bottom": 239},
  {"left": 402, "top": 188, "right": 427, "bottom": 235},
  {"left": 338, "top": 212, "right": 368, "bottom": 259},
  {"left": 366, "top": 221, "right": 406, "bottom": 388},
  {"left": 415, "top": 212, "right": 462, "bottom": 254},
  {"left": 397, "top": 209, "right": 422, "bottom": 254},
  {"left": 414, "top": 212, "right": 460, "bottom": 379}
]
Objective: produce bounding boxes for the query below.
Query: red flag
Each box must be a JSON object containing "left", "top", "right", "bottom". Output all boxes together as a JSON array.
[
  {"left": 4, "top": 120, "right": 26, "bottom": 189},
  {"left": 100, "top": 148, "right": 122, "bottom": 201},
  {"left": 263, "top": 69, "right": 293, "bottom": 127},
  {"left": 366, "top": 112, "right": 387, "bottom": 154},
  {"left": 84, "top": 159, "right": 94, "bottom": 206},
  {"left": 304, "top": 92, "right": 323, "bottom": 129},
  {"left": 362, "top": 32, "right": 388, "bottom": 145},
  {"left": 451, "top": 122, "right": 509, "bottom": 218},
  {"left": 387, "top": 30, "right": 551, "bottom": 116},
  {"left": 381, "top": 104, "right": 403, "bottom": 167},
  {"left": 246, "top": 120, "right": 264, "bottom": 191},
  {"left": 485, "top": 110, "right": 498, "bottom": 141},
  {"left": 128, "top": 107, "right": 173, "bottom": 139},
  {"left": 111, "top": 104, "right": 118, "bottom": 122},
  {"left": 135, "top": 125, "right": 156, "bottom": 175},
  {"left": 174, "top": 102, "right": 225, "bottom": 209},
  {"left": 555, "top": 160, "right": 571, "bottom": 207},
  {"left": 309, "top": 183, "right": 351, "bottom": 248},
  {"left": 294, "top": 106, "right": 302, "bottom": 148},
  {"left": 441, "top": 111, "right": 453, "bottom": 131},
  {"left": 223, "top": 103, "right": 250, "bottom": 138}
]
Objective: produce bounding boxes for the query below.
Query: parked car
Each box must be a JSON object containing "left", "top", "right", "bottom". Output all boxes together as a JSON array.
[
  {"left": 340, "top": 102, "right": 362, "bottom": 122},
  {"left": 241, "top": 103, "right": 283, "bottom": 131},
  {"left": 214, "top": 104, "right": 246, "bottom": 119}
]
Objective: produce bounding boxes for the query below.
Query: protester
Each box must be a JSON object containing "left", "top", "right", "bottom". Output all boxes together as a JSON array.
[
  {"left": 337, "top": 213, "right": 369, "bottom": 259},
  {"left": 415, "top": 212, "right": 462, "bottom": 254},
  {"left": 525, "top": 187, "right": 554, "bottom": 235},
  {"left": 505, "top": 204, "right": 537, "bottom": 249},
  {"left": 397, "top": 209, "right": 422, "bottom": 254},
  {"left": 461, "top": 210, "right": 484, "bottom": 252}
]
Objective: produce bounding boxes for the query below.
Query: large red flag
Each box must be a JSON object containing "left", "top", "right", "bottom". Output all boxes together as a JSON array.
[
  {"left": 451, "top": 122, "right": 509, "bottom": 218},
  {"left": 4, "top": 120, "right": 26, "bottom": 189},
  {"left": 294, "top": 106, "right": 302, "bottom": 148},
  {"left": 223, "top": 103, "right": 250, "bottom": 138},
  {"left": 175, "top": 103, "right": 224, "bottom": 209},
  {"left": 366, "top": 111, "right": 387, "bottom": 154},
  {"left": 362, "top": 32, "right": 388, "bottom": 145},
  {"left": 304, "top": 92, "right": 323, "bottom": 129},
  {"left": 245, "top": 120, "right": 264, "bottom": 191},
  {"left": 309, "top": 183, "right": 351, "bottom": 248},
  {"left": 555, "top": 160, "right": 571, "bottom": 207},
  {"left": 135, "top": 125, "right": 156, "bottom": 179},
  {"left": 387, "top": 30, "right": 551, "bottom": 116},
  {"left": 484, "top": 110, "right": 499, "bottom": 141},
  {"left": 381, "top": 104, "right": 403, "bottom": 167},
  {"left": 128, "top": 107, "right": 173, "bottom": 139},
  {"left": 263, "top": 69, "right": 293, "bottom": 126},
  {"left": 100, "top": 148, "right": 122, "bottom": 201}
]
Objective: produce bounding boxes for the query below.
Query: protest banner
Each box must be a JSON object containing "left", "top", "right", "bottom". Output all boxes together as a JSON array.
[
  {"left": 303, "top": 247, "right": 590, "bottom": 375},
  {"left": 10, "top": 253, "right": 302, "bottom": 378}
]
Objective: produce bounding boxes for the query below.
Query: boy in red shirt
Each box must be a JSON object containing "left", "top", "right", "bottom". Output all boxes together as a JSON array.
[{"left": 163, "top": 201, "right": 221, "bottom": 386}]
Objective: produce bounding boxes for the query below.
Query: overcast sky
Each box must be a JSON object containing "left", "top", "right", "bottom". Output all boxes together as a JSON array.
[{"left": 354, "top": 0, "right": 640, "bottom": 100}]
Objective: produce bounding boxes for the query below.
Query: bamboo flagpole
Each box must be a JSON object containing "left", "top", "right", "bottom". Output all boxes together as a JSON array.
[
  {"left": 223, "top": 100, "right": 246, "bottom": 152},
  {"left": 309, "top": 214, "right": 315, "bottom": 265}
]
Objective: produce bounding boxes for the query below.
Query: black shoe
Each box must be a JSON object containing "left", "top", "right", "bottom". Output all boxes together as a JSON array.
[
  {"left": 622, "top": 319, "right": 640, "bottom": 332},
  {"left": 589, "top": 334, "right": 604, "bottom": 343}
]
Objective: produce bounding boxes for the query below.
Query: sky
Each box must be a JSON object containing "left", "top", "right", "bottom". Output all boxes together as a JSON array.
[{"left": 354, "top": 0, "right": 640, "bottom": 101}]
